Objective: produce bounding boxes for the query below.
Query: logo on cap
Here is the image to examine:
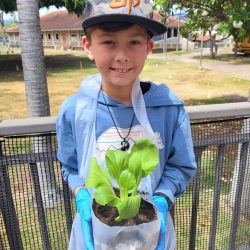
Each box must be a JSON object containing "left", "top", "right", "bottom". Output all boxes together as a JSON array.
[{"left": 110, "top": 0, "right": 140, "bottom": 14}]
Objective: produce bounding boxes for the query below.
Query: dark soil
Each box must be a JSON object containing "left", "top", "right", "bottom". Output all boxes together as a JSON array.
[{"left": 92, "top": 197, "right": 157, "bottom": 227}]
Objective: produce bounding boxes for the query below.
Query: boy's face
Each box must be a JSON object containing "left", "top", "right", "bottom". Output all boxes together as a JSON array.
[{"left": 82, "top": 24, "right": 154, "bottom": 90}]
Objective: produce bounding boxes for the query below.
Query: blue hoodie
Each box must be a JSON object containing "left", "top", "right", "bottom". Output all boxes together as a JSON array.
[{"left": 56, "top": 81, "right": 197, "bottom": 203}]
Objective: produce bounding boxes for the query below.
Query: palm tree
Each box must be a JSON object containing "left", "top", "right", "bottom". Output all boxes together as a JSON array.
[
  {"left": 16, "top": 0, "right": 50, "bottom": 116},
  {"left": 16, "top": 0, "right": 60, "bottom": 208}
]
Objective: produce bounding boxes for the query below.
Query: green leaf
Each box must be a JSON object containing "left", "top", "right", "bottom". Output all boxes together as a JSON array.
[
  {"left": 94, "top": 186, "right": 119, "bottom": 207},
  {"left": 129, "top": 138, "right": 159, "bottom": 178},
  {"left": 105, "top": 150, "right": 129, "bottom": 180},
  {"left": 85, "top": 158, "right": 112, "bottom": 189},
  {"left": 115, "top": 195, "right": 141, "bottom": 221},
  {"left": 86, "top": 138, "right": 159, "bottom": 222},
  {"left": 128, "top": 156, "right": 142, "bottom": 187},
  {"left": 118, "top": 170, "right": 137, "bottom": 196}
]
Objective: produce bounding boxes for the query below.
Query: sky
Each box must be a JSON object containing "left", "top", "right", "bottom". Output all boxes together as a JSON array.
[{"left": 39, "top": 6, "right": 66, "bottom": 16}]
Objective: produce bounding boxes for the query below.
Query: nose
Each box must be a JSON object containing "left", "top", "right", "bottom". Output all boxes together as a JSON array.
[{"left": 115, "top": 47, "right": 130, "bottom": 62}]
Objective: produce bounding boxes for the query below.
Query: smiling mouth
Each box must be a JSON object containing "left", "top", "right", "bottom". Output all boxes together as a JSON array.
[{"left": 110, "top": 67, "right": 133, "bottom": 73}]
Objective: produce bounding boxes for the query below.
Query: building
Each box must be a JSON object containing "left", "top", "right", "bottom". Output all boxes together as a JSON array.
[
  {"left": 194, "top": 34, "right": 231, "bottom": 49},
  {"left": 153, "top": 13, "right": 185, "bottom": 41},
  {"left": 6, "top": 10, "right": 184, "bottom": 50},
  {"left": 6, "top": 10, "right": 84, "bottom": 50},
  {"left": 153, "top": 13, "right": 190, "bottom": 52}
]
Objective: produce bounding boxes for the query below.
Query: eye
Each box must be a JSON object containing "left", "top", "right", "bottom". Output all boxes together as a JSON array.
[
  {"left": 130, "top": 40, "right": 141, "bottom": 46},
  {"left": 102, "top": 40, "right": 115, "bottom": 45}
]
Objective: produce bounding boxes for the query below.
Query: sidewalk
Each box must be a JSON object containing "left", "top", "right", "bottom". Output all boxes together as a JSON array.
[{"left": 149, "top": 48, "right": 250, "bottom": 81}]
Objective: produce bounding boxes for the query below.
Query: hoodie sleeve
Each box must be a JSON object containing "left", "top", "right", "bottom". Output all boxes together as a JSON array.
[
  {"left": 154, "top": 107, "right": 197, "bottom": 203},
  {"left": 56, "top": 96, "right": 85, "bottom": 192}
]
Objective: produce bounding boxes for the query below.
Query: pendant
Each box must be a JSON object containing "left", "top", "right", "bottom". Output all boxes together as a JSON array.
[{"left": 120, "top": 140, "right": 130, "bottom": 151}]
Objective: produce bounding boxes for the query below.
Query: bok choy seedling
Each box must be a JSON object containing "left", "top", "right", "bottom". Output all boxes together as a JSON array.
[{"left": 85, "top": 138, "right": 159, "bottom": 221}]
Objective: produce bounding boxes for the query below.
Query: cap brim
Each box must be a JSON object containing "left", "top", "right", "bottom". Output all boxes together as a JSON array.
[{"left": 82, "top": 14, "right": 167, "bottom": 36}]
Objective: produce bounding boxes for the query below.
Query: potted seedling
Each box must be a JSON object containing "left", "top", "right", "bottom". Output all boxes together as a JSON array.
[{"left": 85, "top": 138, "right": 161, "bottom": 250}]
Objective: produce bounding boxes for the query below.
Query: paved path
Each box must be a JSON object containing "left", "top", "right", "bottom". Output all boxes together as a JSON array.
[{"left": 149, "top": 48, "right": 250, "bottom": 81}]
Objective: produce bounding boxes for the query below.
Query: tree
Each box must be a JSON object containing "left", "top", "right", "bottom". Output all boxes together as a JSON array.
[
  {"left": 0, "top": 0, "right": 16, "bottom": 13},
  {"left": 153, "top": 0, "right": 175, "bottom": 22},
  {"left": 1, "top": 0, "right": 86, "bottom": 15},
  {"left": 160, "top": 0, "right": 250, "bottom": 58},
  {"left": 16, "top": 0, "right": 50, "bottom": 117},
  {"left": 217, "top": 1, "right": 250, "bottom": 56},
  {"left": 0, "top": 0, "right": 87, "bottom": 208},
  {"left": 0, "top": 0, "right": 88, "bottom": 208},
  {"left": 15, "top": 0, "right": 60, "bottom": 208},
  {"left": 153, "top": 0, "right": 176, "bottom": 54},
  {"left": 178, "top": 0, "right": 230, "bottom": 58},
  {"left": 0, "top": 5, "right": 17, "bottom": 47},
  {"left": 0, "top": 11, "right": 6, "bottom": 43},
  {"left": 0, "top": 0, "right": 86, "bottom": 208},
  {"left": 40, "top": 0, "right": 86, "bottom": 15}
]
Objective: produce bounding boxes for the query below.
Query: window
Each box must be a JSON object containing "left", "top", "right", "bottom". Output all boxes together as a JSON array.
[
  {"left": 55, "top": 33, "right": 60, "bottom": 40},
  {"left": 71, "top": 33, "right": 77, "bottom": 43},
  {"left": 47, "top": 33, "right": 51, "bottom": 40},
  {"left": 41, "top": 34, "right": 43, "bottom": 40}
]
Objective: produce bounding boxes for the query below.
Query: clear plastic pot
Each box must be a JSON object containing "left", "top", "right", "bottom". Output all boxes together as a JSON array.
[{"left": 91, "top": 202, "right": 161, "bottom": 250}]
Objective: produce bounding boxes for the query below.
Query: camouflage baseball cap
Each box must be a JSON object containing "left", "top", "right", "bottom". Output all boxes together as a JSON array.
[{"left": 82, "top": 0, "right": 167, "bottom": 35}]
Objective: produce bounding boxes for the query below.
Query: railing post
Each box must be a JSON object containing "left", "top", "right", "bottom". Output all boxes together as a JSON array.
[
  {"left": 189, "top": 146, "right": 206, "bottom": 250},
  {"left": 32, "top": 136, "right": 61, "bottom": 208},
  {"left": 229, "top": 142, "right": 249, "bottom": 250},
  {"left": 0, "top": 139, "right": 24, "bottom": 250},
  {"left": 30, "top": 162, "right": 51, "bottom": 250},
  {"left": 209, "top": 144, "right": 225, "bottom": 250}
]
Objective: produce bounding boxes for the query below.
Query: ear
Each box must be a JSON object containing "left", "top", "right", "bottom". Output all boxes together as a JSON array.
[
  {"left": 146, "top": 38, "right": 154, "bottom": 56},
  {"left": 82, "top": 35, "right": 94, "bottom": 60}
]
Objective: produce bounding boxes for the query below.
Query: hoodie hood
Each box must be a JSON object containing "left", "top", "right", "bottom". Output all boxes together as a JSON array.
[{"left": 98, "top": 82, "right": 183, "bottom": 107}]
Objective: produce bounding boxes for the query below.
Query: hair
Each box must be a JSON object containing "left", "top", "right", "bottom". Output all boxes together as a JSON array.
[{"left": 84, "top": 21, "right": 153, "bottom": 42}]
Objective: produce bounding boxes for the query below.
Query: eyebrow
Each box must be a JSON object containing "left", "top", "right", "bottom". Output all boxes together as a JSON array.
[{"left": 97, "top": 32, "right": 146, "bottom": 39}]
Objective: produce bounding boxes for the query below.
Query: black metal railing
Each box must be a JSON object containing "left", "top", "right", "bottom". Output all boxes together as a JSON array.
[{"left": 0, "top": 102, "right": 250, "bottom": 250}]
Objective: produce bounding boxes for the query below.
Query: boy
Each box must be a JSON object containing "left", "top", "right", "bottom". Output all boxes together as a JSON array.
[{"left": 56, "top": 0, "right": 197, "bottom": 249}]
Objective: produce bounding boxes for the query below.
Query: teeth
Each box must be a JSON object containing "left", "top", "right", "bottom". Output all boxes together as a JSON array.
[{"left": 115, "top": 68, "right": 129, "bottom": 73}]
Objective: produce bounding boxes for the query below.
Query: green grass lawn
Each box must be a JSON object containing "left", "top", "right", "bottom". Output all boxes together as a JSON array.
[
  {"left": 1, "top": 48, "right": 250, "bottom": 249},
  {"left": 0, "top": 49, "right": 249, "bottom": 119}
]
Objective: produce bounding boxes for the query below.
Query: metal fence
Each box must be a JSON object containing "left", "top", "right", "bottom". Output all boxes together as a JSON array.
[{"left": 0, "top": 102, "right": 250, "bottom": 250}]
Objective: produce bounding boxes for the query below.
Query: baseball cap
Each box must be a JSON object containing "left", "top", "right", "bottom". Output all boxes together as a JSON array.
[{"left": 82, "top": 0, "right": 167, "bottom": 36}]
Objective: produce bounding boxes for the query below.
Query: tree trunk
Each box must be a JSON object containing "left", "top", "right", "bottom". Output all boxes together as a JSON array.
[
  {"left": 234, "top": 40, "right": 238, "bottom": 57},
  {"left": 16, "top": 0, "right": 50, "bottom": 117},
  {"left": 209, "top": 32, "right": 216, "bottom": 59},
  {"left": 16, "top": 0, "right": 61, "bottom": 208},
  {"left": 0, "top": 11, "right": 7, "bottom": 47},
  {"left": 162, "top": 12, "right": 167, "bottom": 55}
]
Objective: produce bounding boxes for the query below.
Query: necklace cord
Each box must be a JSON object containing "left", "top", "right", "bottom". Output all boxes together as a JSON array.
[{"left": 101, "top": 90, "right": 135, "bottom": 142}]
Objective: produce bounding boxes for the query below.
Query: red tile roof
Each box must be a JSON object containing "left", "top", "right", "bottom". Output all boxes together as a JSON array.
[
  {"left": 5, "top": 25, "right": 19, "bottom": 33},
  {"left": 6, "top": 10, "right": 82, "bottom": 33},
  {"left": 6, "top": 10, "right": 184, "bottom": 33},
  {"left": 167, "top": 16, "right": 185, "bottom": 28},
  {"left": 153, "top": 11, "right": 164, "bottom": 22},
  {"left": 195, "top": 35, "right": 210, "bottom": 42},
  {"left": 152, "top": 12, "right": 185, "bottom": 28},
  {"left": 40, "top": 10, "right": 83, "bottom": 31}
]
